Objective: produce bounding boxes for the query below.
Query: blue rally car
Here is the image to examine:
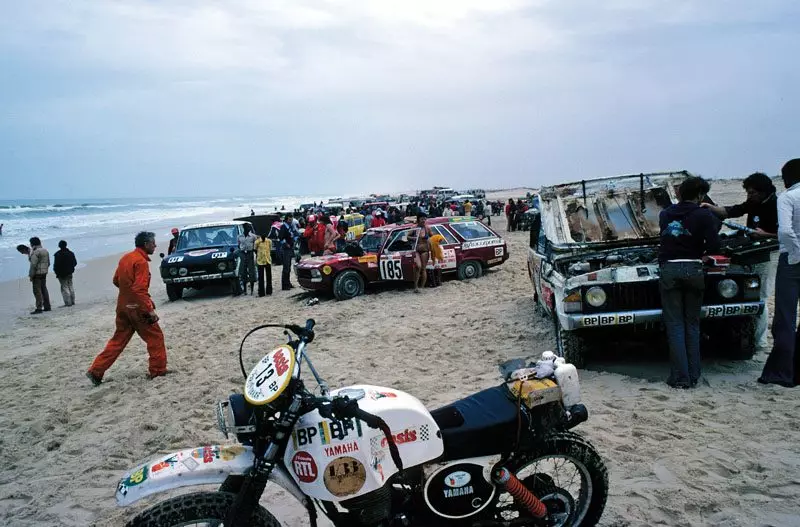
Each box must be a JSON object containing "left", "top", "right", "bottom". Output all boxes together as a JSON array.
[{"left": 160, "top": 221, "right": 253, "bottom": 300}]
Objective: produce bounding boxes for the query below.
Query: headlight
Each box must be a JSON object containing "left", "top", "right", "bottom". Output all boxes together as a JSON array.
[
  {"left": 179, "top": 267, "right": 188, "bottom": 277},
  {"left": 585, "top": 286, "right": 607, "bottom": 307},
  {"left": 217, "top": 262, "right": 227, "bottom": 271},
  {"left": 169, "top": 267, "right": 178, "bottom": 277},
  {"left": 311, "top": 269, "right": 322, "bottom": 279},
  {"left": 717, "top": 279, "right": 739, "bottom": 299}
]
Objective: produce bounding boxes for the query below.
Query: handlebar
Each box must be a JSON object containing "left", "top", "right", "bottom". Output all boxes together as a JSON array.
[
  {"left": 237, "top": 319, "right": 316, "bottom": 378},
  {"left": 314, "top": 395, "right": 405, "bottom": 474}
]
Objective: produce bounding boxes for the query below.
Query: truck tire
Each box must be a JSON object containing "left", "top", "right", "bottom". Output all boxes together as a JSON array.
[
  {"left": 333, "top": 270, "right": 365, "bottom": 300},
  {"left": 554, "top": 314, "right": 588, "bottom": 368},
  {"left": 457, "top": 260, "right": 483, "bottom": 280},
  {"left": 165, "top": 284, "right": 183, "bottom": 301},
  {"left": 706, "top": 316, "right": 756, "bottom": 360}
]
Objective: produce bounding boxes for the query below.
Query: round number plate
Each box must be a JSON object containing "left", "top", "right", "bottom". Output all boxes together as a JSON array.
[{"left": 244, "top": 345, "right": 296, "bottom": 405}]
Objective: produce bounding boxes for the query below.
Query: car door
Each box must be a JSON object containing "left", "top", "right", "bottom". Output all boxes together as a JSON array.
[{"left": 379, "top": 228, "right": 417, "bottom": 282}]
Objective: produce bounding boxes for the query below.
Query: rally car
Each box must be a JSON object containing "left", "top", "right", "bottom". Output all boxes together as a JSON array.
[
  {"left": 295, "top": 217, "right": 509, "bottom": 300},
  {"left": 160, "top": 221, "right": 253, "bottom": 300},
  {"left": 527, "top": 171, "right": 776, "bottom": 366}
]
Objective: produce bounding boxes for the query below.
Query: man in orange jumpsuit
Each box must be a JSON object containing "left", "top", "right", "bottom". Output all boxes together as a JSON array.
[{"left": 86, "top": 231, "right": 168, "bottom": 386}]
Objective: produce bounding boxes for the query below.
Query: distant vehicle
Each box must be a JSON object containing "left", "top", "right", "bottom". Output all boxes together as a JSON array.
[
  {"left": 160, "top": 221, "right": 252, "bottom": 300},
  {"left": 363, "top": 201, "right": 389, "bottom": 213},
  {"left": 295, "top": 217, "right": 509, "bottom": 300},
  {"left": 527, "top": 171, "right": 775, "bottom": 366},
  {"left": 336, "top": 213, "right": 366, "bottom": 240},
  {"left": 448, "top": 194, "right": 477, "bottom": 203}
]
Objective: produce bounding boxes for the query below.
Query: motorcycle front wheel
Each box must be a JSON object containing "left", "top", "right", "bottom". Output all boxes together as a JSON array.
[
  {"left": 491, "top": 431, "right": 608, "bottom": 526},
  {"left": 125, "top": 491, "right": 281, "bottom": 527}
]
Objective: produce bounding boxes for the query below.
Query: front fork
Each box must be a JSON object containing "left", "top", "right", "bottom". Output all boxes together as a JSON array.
[{"left": 224, "top": 394, "right": 318, "bottom": 527}]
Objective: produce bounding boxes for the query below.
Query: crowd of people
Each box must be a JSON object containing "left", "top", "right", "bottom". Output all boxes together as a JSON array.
[{"left": 658, "top": 160, "right": 800, "bottom": 389}]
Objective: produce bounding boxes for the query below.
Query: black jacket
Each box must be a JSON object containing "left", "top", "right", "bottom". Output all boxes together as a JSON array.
[
  {"left": 659, "top": 202, "right": 721, "bottom": 263},
  {"left": 53, "top": 248, "right": 78, "bottom": 278}
]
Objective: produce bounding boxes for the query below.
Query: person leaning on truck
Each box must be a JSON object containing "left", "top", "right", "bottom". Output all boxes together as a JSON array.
[
  {"left": 701, "top": 172, "right": 778, "bottom": 350},
  {"left": 658, "top": 176, "right": 721, "bottom": 389}
]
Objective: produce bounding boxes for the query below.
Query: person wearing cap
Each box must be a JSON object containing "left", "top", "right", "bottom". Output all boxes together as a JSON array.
[
  {"left": 167, "top": 228, "right": 180, "bottom": 255},
  {"left": 53, "top": 240, "right": 78, "bottom": 307},
  {"left": 373, "top": 210, "right": 386, "bottom": 228}
]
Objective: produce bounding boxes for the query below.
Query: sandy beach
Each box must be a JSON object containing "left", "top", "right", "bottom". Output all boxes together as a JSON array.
[{"left": 1, "top": 182, "right": 799, "bottom": 526}]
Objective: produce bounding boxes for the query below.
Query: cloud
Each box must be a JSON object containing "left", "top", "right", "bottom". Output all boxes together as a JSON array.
[{"left": 1, "top": 0, "right": 798, "bottom": 198}]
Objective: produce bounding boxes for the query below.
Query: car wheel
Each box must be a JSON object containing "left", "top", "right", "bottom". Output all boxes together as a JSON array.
[
  {"left": 333, "top": 270, "right": 365, "bottom": 300},
  {"left": 166, "top": 284, "right": 183, "bottom": 301},
  {"left": 554, "top": 313, "right": 587, "bottom": 367},
  {"left": 457, "top": 260, "right": 483, "bottom": 280}
]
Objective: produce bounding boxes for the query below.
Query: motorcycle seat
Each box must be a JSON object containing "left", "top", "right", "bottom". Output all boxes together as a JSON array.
[{"left": 430, "top": 385, "right": 527, "bottom": 461}]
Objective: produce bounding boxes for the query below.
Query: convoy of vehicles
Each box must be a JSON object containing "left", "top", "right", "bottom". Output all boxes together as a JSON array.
[
  {"left": 295, "top": 217, "right": 510, "bottom": 300},
  {"left": 526, "top": 171, "right": 776, "bottom": 366}
]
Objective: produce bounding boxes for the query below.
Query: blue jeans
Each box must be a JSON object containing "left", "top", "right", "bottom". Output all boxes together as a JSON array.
[
  {"left": 760, "top": 253, "right": 800, "bottom": 386},
  {"left": 660, "top": 261, "right": 705, "bottom": 386}
]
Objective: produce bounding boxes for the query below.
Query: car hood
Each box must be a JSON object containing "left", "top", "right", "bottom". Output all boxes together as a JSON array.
[
  {"left": 296, "top": 253, "right": 354, "bottom": 268},
  {"left": 539, "top": 171, "right": 690, "bottom": 247}
]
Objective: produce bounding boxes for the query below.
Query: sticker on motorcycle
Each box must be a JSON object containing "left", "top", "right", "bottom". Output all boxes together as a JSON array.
[
  {"left": 380, "top": 259, "right": 403, "bottom": 280},
  {"left": 324, "top": 456, "right": 366, "bottom": 497},
  {"left": 444, "top": 470, "right": 471, "bottom": 488},
  {"left": 292, "top": 451, "right": 318, "bottom": 483},
  {"left": 244, "top": 345, "right": 296, "bottom": 405},
  {"left": 293, "top": 418, "right": 364, "bottom": 448},
  {"left": 323, "top": 441, "right": 360, "bottom": 458}
]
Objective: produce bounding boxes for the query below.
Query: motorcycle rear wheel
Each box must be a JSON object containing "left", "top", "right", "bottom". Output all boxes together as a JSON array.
[
  {"left": 125, "top": 491, "right": 281, "bottom": 527},
  {"left": 491, "top": 431, "right": 608, "bottom": 526}
]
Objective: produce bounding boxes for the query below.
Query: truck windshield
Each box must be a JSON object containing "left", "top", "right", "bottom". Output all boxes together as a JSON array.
[
  {"left": 359, "top": 231, "right": 387, "bottom": 253},
  {"left": 178, "top": 226, "right": 239, "bottom": 250}
]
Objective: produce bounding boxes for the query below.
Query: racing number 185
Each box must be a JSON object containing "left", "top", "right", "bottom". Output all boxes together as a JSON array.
[{"left": 380, "top": 260, "right": 403, "bottom": 280}]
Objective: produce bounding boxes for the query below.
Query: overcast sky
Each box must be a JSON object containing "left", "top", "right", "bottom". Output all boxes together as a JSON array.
[{"left": 1, "top": 1, "right": 798, "bottom": 199}]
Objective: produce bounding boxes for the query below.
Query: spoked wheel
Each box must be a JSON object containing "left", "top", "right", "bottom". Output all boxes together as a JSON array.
[
  {"left": 125, "top": 491, "right": 280, "bottom": 527},
  {"left": 490, "top": 432, "right": 608, "bottom": 526}
]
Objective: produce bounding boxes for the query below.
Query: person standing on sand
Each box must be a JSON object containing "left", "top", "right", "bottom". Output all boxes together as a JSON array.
[
  {"left": 413, "top": 213, "right": 432, "bottom": 292},
  {"left": 86, "top": 231, "right": 168, "bottom": 386},
  {"left": 28, "top": 237, "right": 51, "bottom": 315},
  {"left": 237, "top": 224, "right": 258, "bottom": 296},
  {"left": 279, "top": 214, "right": 296, "bottom": 290},
  {"left": 759, "top": 159, "right": 800, "bottom": 387},
  {"left": 254, "top": 233, "right": 273, "bottom": 297},
  {"left": 658, "top": 177, "right": 720, "bottom": 389},
  {"left": 53, "top": 240, "right": 77, "bottom": 307}
]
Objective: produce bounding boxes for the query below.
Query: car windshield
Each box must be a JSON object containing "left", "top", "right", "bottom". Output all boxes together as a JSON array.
[
  {"left": 449, "top": 221, "right": 494, "bottom": 240},
  {"left": 177, "top": 226, "right": 239, "bottom": 250},
  {"left": 359, "top": 231, "right": 387, "bottom": 253}
]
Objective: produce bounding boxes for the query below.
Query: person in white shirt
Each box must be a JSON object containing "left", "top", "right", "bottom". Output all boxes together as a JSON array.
[{"left": 759, "top": 158, "right": 800, "bottom": 387}]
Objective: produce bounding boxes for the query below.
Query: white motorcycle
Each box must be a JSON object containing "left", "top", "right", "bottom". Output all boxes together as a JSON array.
[{"left": 116, "top": 320, "right": 608, "bottom": 526}]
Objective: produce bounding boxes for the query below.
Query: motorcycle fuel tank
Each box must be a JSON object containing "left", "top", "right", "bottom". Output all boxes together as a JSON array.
[{"left": 284, "top": 385, "right": 444, "bottom": 502}]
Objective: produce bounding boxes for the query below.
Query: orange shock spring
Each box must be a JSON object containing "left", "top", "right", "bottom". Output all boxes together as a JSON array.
[{"left": 492, "top": 467, "right": 548, "bottom": 520}]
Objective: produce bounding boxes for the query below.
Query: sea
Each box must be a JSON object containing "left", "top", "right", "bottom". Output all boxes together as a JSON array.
[{"left": 0, "top": 195, "right": 332, "bottom": 283}]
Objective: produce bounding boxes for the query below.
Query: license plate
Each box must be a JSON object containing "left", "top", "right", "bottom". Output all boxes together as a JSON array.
[{"left": 581, "top": 313, "right": 635, "bottom": 327}]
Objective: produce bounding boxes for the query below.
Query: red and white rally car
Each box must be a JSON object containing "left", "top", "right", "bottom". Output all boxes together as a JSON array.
[{"left": 295, "top": 217, "right": 509, "bottom": 300}]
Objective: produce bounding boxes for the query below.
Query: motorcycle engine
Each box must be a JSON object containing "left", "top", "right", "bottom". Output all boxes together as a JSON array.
[
  {"left": 340, "top": 484, "right": 392, "bottom": 525},
  {"left": 424, "top": 461, "right": 496, "bottom": 520}
]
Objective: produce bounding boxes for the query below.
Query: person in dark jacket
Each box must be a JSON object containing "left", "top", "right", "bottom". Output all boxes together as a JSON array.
[
  {"left": 279, "top": 213, "right": 296, "bottom": 290},
  {"left": 659, "top": 176, "right": 720, "bottom": 389},
  {"left": 53, "top": 240, "right": 78, "bottom": 306}
]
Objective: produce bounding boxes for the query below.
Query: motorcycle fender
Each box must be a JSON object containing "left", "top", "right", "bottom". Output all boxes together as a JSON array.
[{"left": 116, "top": 445, "right": 307, "bottom": 508}]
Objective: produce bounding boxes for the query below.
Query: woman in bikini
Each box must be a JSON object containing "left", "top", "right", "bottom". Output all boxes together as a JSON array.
[{"left": 413, "top": 213, "right": 433, "bottom": 291}]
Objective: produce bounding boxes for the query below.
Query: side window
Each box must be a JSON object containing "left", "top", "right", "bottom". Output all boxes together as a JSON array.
[
  {"left": 449, "top": 221, "right": 494, "bottom": 240},
  {"left": 431, "top": 225, "right": 458, "bottom": 245},
  {"left": 385, "top": 229, "right": 416, "bottom": 252}
]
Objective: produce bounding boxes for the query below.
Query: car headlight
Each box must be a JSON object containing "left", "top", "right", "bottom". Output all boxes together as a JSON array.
[
  {"left": 169, "top": 267, "right": 178, "bottom": 277},
  {"left": 585, "top": 286, "right": 607, "bottom": 307},
  {"left": 217, "top": 262, "right": 227, "bottom": 271},
  {"left": 179, "top": 267, "right": 188, "bottom": 277},
  {"left": 717, "top": 279, "right": 739, "bottom": 299}
]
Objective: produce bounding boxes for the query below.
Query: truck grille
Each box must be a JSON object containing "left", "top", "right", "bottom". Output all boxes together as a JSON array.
[{"left": 296, "top": 269, "right": 313, "bottom": 280}]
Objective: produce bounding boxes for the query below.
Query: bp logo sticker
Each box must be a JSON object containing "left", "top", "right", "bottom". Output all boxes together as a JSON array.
[{"left": 324, "top": 456, "right": 366, "bottom": 497}]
